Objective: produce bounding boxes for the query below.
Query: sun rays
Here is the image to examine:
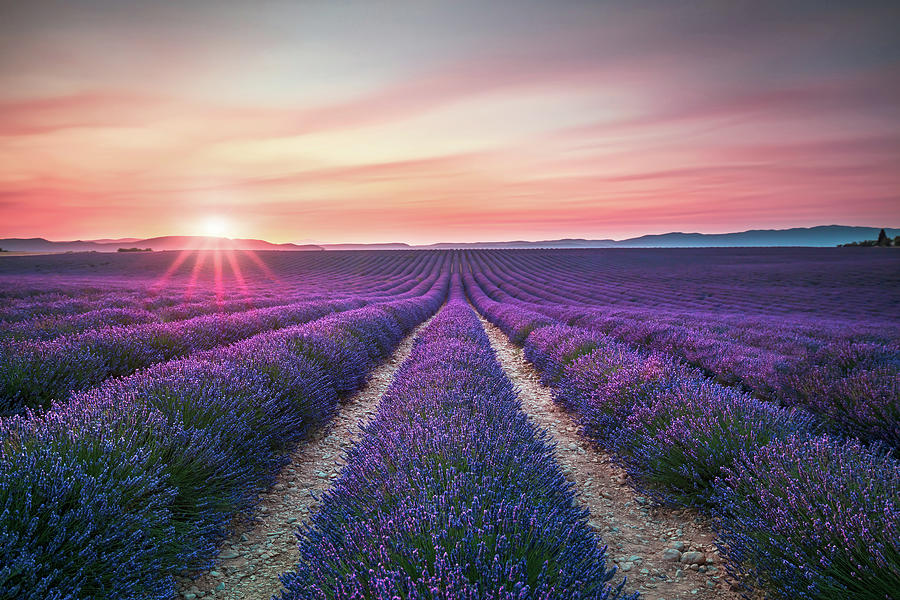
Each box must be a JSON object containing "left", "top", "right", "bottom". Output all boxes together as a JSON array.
[{"left": 149, "top": 237, "right": 283, "bottom": 307}]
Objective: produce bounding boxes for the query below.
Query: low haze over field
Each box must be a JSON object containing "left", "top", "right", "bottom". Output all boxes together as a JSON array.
[{"left": 1, "top": 1, "right": 898, "bottom": 243}]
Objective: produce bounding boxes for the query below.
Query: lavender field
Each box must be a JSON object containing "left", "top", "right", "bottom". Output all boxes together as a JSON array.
[{"left": 1, "top": 248, "right": 898, "bottom": 600}]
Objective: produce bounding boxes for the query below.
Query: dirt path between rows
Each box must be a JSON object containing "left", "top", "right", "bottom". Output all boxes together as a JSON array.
[
  {"left": 174, "top": 316, "right": 435, "bottom": 600},
  {"left": 479, "top": 315, "right": 742, "bottom": 600}
]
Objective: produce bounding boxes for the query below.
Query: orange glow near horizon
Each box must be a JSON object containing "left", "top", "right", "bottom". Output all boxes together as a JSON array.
[{"left": 1, "top": 2, "right": 898, "bottom": 244}]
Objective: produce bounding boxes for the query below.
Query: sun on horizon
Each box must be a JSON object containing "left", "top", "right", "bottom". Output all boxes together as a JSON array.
[{"left": 197, "top": 215, "right": 234, "bottom": 239}]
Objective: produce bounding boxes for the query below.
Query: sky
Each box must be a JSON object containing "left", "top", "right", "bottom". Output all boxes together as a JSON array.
[{"left": 1, "top": 0, "right": 898, "bottom": 244}]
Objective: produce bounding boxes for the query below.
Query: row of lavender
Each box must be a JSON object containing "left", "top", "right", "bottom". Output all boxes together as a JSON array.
[
  {"left": 460, "top": 248, "right": 899, "bottom": 320},
  {"left": 537, "top": 304, "right": 900, "bottom": 448},
  {"left": 464, "top": 251, "right": 900, "bottom": 359},
  {"left": 0, "top": 275, "right": 447, "bottom": 600},
  {"left": 465, "top": 274, "right": 900, "bottom": 600},
  {"left": 0, "top": 297, "right": 359, "bottom": 413},
  {"left": 0, "top": 264, "right": 446, "bottom": 415},
  {"left": 0, "top": 281, "right": 290, "bottom": 323},
  {"left": 465, "top": 250, "right": 899, "bottom": 345},
  {"left": 277, "top": 285, "right": 633, "bottom": 599},
  {"left": 0, "top": 251, "right": 443, "bottom": 338},
  {"left": 0, "top": 296, "right": 337, "bottom": 342},
  {"left": 466, "top": 252, "right": 900, "bottom": 449}
]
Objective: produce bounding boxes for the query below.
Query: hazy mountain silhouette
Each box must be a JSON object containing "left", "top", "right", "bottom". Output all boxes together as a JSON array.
[
  {"left": 0, "top": 236, "right": 323, "bottom": 252},
  {"left": 2, "top": 226, "right": 898, "bottom": 252},
  {"left": 324, "top": 226, "right": 900, "bottom": 249}
]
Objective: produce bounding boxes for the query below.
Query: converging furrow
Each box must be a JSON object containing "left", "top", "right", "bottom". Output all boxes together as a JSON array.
[
  {"left": 0, "top": 277, "right": 447, "bottom": 600},
  {"left": 175, "top": 312, "right": 439, "bottom": 600},
  {"left": 275, "top": 278, "right": 634, "bottom": 599},
  {"left": 480, "top": 314, "right": 740, "bottom": 600}
]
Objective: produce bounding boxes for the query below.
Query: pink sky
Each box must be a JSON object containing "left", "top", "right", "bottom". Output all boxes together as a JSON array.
[{"left": 1, "top": 1, "right": 898, "bottom": 244}]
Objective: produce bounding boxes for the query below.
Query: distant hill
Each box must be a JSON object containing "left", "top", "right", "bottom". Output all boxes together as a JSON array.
[
  {"left": 0, "top": 238, "right": 109, "bottom": 252},
  {"left": 613, "top": 226, "right": 900, "bottom": 248},
  {"left": 423, "top": 238, "right": 618, "bottom": 249},
  {"left": 0, "top": 236, "right": 323, "bottom": 252},
  {"left": 4, "top": 225, "right": 899, "bottom": 253},
  {"left": 320, "top": 242, "right": 412, "bottom": 250},
  {"left": 415, "top": 226, "right": 900, "bottom": 249},
  {"left": 90, "top": 237, "right": 143, "bottom": 244},
  {"left": 134, "top": 236, "right": 322, "bottom": 251}
]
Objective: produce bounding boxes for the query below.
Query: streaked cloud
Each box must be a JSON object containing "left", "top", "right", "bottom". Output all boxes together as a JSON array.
[{"left": 1, "top": 0, "right": 898, "bottom": 243}]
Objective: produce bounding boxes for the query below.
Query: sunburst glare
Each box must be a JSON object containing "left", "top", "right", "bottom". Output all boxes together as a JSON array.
[{"left": 199, "top": 215, "right": 232, "bottom": 238}]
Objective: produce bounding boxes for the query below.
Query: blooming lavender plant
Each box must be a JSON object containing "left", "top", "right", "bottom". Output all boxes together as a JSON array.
[
  {"left": 614, "top": 377, "right": 813, "bottom": 508},
  {"left": 0, "top": 281, "right": 445, "bottom": 599},
  {"left": 464, "top": 269, "right": 897, "bottom": 597},
  {"left": 775, "top": 341, "right": 900, "bottom": 447},
  {"left": 0, "top": 404, "right": 178, "bottom": 600},
  {"left": 714, "top": 434, "right": 900, "bottom": 600},
  {"left": 0, "top": 297, "right": 364, "bottom": 414},
  {"left": 277, "top": 294, "right": 633, "bottom": 600}
]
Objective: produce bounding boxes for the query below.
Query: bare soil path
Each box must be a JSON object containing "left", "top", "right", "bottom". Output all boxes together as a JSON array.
[
  {"left": 174, "top": 315, "right": 435, "bottom": 600},
  {"left": 480, "top": 315, "right": 742, "bottom": 600}
]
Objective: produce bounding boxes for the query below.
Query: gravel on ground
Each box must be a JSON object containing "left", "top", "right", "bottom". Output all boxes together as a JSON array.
[
  {"left": 480, "top": 315, "right": 744, "bottom": 600},
  {"left": 174, "top": 316, "right": 435, "bottom": 600},
  {"left": 176, "top": 311, "right": 746, "bottom": 600}
]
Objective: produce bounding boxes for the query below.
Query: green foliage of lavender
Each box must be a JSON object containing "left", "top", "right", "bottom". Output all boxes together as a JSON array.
[
  {"left": 278, "top": 286, "right": 633, "bottom": 600},
  {"left": 714, "top": 435, "right": 900, "bottom": 599},
  {"left": 0, "top": 277, "right": 446, "bottom": 599},
  {"left": 464, "top": 269, "right": 899, "bottom": 600}
]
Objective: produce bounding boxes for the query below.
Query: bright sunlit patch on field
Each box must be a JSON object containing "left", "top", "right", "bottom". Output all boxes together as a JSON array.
[
  {"left": 199, "top": 215, "right": 232, "bottom": 238},
  {"left": 149, "top": 240, "right": 283, "bottom": 307}
]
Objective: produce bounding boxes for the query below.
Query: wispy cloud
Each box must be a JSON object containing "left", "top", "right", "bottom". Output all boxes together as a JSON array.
[{"left": 1, "top": 0, "right": 898, "bottom": 242}]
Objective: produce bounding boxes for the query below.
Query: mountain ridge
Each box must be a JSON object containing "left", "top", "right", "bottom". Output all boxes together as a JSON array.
[
  {"left": 2, "top": 225, "right": 898, "bottom": 252},
  {"left": 0, "top": 236, "right": 323, "bottom": 253},
  {"left": 322, "top": 226, "right": 900, "bottom": 249}
]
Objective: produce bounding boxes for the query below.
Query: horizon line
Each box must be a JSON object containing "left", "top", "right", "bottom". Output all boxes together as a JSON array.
[{"left": 3, "top": 223, "right": 900, "bottom": 248}]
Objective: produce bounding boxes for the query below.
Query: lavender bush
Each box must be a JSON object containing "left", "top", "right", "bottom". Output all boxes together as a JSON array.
[
  {"left": 775, "top": 341, "right": 900, "bottom": 447},
  {"left": 277, "top": 291, "right": 633, "bottom": 600},
  {"left": 465, "top": 271, "right": 897, "bottom": 597},
  {"left": 0, "top": 285, "right": 444, "bottom": 599},
  {"left": 0, "top": 297, "right": 365, "bottom": 414},
  {"left": 714, "top": 434, "right": 900, "bottom": 599},
  {"left": 614, "top": 378, "right": 812, "bottom": 507}
]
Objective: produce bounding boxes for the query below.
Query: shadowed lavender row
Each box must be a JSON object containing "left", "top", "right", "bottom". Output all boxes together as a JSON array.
[
  {"left": 462, "top": 248, "right": 900, "bottom": 321},
  {"left": 0, "top": 277, "right": 446, "bottom": 600},
  {"left": 465, "top": 275, "right": 900, "bottom": 600},
  {"left": 0, "top": 267, "right": 445, "bottom": 415},
  {"left": 467, "top": 255, "right": 900, "bottom": 449},
  {"left": 277, "top": 283, "right": 634, "bottom": 600},
  {"left": 0, "top": 250, "right": 442, "bottom": 337}
]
